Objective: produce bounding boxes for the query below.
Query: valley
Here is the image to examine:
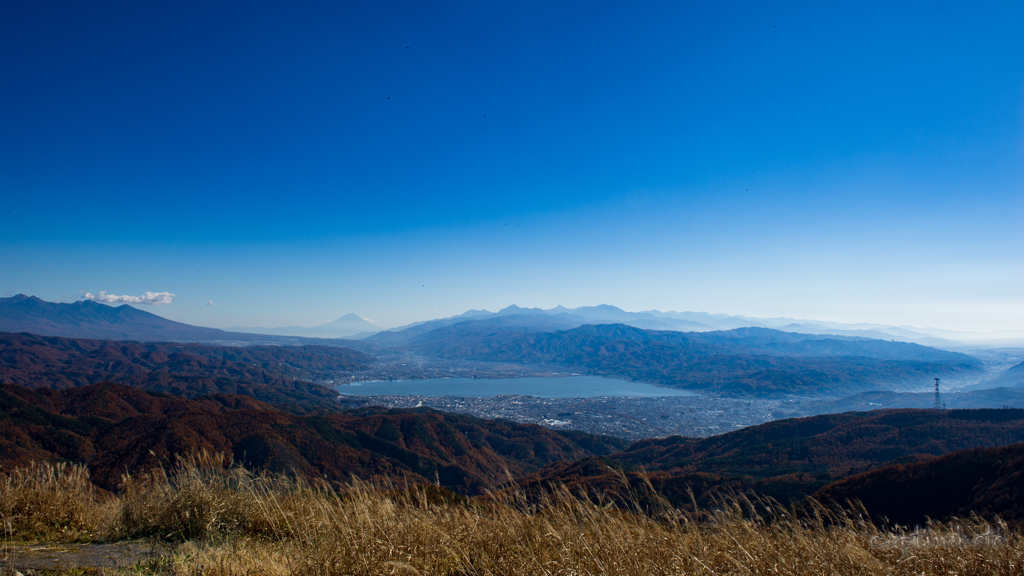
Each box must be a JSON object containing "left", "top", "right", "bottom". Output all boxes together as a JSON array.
[
  {"left": 344, "top": 392, "right": 789, "bottom": 441},
  {"left": 1, "top": 295, "right": 1023, "bottom": 529},
  {"left": 3, "top": 295, "right": 1022, "bottom": 444}
]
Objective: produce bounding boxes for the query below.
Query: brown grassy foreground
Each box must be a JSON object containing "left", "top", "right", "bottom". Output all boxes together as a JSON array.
[{"left": 1, "top": 457, "right": 1022, "bottom": 575}]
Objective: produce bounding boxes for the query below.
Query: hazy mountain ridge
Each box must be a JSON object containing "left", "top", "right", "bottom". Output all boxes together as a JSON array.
[
  {"left": 0, "top": 295, "right": 988, "bottom": 350},
  {"left": 378, "top": 304, "right": 967, "bottom": 347},
  {"left": 367, "top": 313, "right": 588, "bottom": 346},
  {"left": 801, "top": 387, "right": 1024, "bottom": 414},
  {"left": 982, "top": 361, "right": 1024, "bottom": 389},
  {"left": 1, "top": 296, "right": 998, "bottom": 399},
  {"left": 393, "top": 322, "right": 982, "bottom": 395},
  {"left": 0, "top": 294, "right": 241, "bottom": 341},
  {"left": 396, "top": 320, "right": 972, "bottom": 363},
  {"left": 0, "top": 295, "right": 373, "bottom": 346},
  {"left": 227, "top": 313, "right": 382, "bottom": 339}
]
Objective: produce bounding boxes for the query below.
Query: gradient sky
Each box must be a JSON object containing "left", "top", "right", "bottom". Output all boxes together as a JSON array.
[{"left": 2, "top": 1, "right": 1022, "bottom": 332}]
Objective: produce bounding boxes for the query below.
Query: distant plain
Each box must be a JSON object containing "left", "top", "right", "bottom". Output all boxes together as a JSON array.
[{"left": 338, "top": 375, "right": 699, "bottom": 398}]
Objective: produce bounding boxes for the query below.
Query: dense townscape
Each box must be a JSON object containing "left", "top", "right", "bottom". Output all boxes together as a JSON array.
[{"left": 343, "top": 392, "right": 794, "bottom": 440}]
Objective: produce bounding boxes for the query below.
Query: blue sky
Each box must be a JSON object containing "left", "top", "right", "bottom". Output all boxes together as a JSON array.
[{"left": 2, "top": 1, "right": 1022, "bottom": 331}]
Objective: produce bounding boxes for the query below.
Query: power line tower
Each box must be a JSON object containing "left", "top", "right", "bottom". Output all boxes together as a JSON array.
[{"left": 932, "top": 377, "right": 944, "bottom": 411}]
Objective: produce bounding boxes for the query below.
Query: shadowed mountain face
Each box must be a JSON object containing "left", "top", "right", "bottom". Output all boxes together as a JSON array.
[
  {"left": 392, "top": 323, "right": 981, "bottom": 395},
  {"left": 0, "top": 382, "right": 628, "bottom": 494},
  {"left": 815, "top": 442, "right": 1024, "bottom": 528},
  {"left": 611, "top": 408, "right": 1024, "bottom": 475},
  {"left": 0, "top": 332, "right": 371, "bottom": 407},
  {"left": 0, "top": 295, "right": 243, "bottom": 341},
  {"left": 517, "top": 408, "right": 1024, "bottom": 511}
]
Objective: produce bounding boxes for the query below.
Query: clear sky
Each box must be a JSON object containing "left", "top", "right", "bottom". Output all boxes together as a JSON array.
[{"left": 2, "top": 1, "right": 1022, "bottom": 332}]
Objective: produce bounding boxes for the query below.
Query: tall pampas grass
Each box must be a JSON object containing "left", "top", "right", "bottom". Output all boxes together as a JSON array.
[{"left": 1, "top": 455, "right": 1021, "bottom": 574}]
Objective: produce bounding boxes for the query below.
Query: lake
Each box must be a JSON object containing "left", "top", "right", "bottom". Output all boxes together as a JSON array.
[{"left": 336, "top": 376, "right": 698, "bottom": 398}]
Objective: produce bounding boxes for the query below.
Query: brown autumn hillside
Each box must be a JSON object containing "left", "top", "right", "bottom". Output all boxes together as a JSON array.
[
  {"left": 814, "top": 442, "right": 1024, "bottom": 528},
  {"left": 0, "top": 331, "right": 371, "bottom": 406},
  {"left": 0, "top": 382, "right": 627, "bottom": 494},
  {"left": 614, "top": 408, "right": 1024, "bottom": 476},
  {"left": 517, "top": 408, "right": 1024, "bottom": 508}
]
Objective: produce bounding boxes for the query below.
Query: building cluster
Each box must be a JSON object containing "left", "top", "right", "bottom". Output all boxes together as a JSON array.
[{"left": 349, "top": 393, "right": 801, "bottom": 441}]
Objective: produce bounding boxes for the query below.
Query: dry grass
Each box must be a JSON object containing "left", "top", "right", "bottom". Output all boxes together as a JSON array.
[
  {"left": 1, "top": 457, "right": 1022, "bottom": 575},
  {"left": 0, "top": 461, "right": 116, "bottom": 541}
]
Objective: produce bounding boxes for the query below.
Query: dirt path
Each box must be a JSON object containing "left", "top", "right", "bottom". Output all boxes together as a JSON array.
[{"left": 2, "top": 541, "right": 170, "bottom": 573}]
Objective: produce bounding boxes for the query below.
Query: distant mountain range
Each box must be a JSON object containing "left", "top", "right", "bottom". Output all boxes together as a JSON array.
[
  {"left": 372, "top": 304, "right": 977, "bottom": 347},
  {"left": 0, "top": 294, "right": 364, "bottom": 346},
  {"left": 374, "top": 319, "right": 983, "bottom": 395},
  {"left": 1, "top": 295, "right": 1004, "bottom": 397},
  {"left": 4, "top": 295, "right": 1012, "bottom": 348},
  {"left": 227, "top": 313, "right": 382, "bottom": 339},
  {"left": 0, "top": 294, "right": 242, "bottom": 341}
]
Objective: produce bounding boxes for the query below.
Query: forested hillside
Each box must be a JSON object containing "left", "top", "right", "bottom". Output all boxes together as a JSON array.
[
  {"left": 816, "top": 442, "right": 1024, "bottom": 528},
  {"left": 398, "top": 323, "right": 982, "bottom": 395},
  {"left": 518, "top": 408, "right": 1024, "bottom": 508},
  {"left": 0, "top": 331, "right": 370, "bottom": 406},
  {"left": 0, "top": 382, "right": 627, "bottom": 494}
]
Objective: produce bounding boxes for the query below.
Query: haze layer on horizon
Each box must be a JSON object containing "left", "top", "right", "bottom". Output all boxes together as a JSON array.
[{"left": 2, "top": 1, "right": 1022, "bottom": 333}]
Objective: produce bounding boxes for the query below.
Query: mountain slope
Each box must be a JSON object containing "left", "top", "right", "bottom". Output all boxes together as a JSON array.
[
  {"left": 983, "top": 362, "right": 1024, "bottom": 389},
  {"left": 398, "top": 323, "right": 981, "bottom": 395},
  {"left": 517, "top": 408, "right": 1024, "bottom": 508},
  {"left": 0, "top": 382, "right": 628, "bottom": 494},
  {"left": 391, "top": 314, "right": 591, "bottom": 352},
  {"left": 0, "top": 331, "right": 371, "bottom": 406},
  {"left": 801, "top": 387, "right": 1024, "bottom": 414},
  {"left": 612, "top": 408, "right": 1024, "bottom": 475},
  {"left": 377, "top": 304, "right": 967, "bottom": 345},
  {"left": 370, "top": 305, "right": 717, "bottom": 345},
  {"left": 0, "top": 295, "right": 248, "bottom": 341},
  {"left": 815, "top": 442, "right": 1024, "bottom": 528}
]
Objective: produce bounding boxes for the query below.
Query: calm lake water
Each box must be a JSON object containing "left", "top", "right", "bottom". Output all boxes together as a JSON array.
[{"left": 336, "top": 376, "right": 698, "bottom": 398}]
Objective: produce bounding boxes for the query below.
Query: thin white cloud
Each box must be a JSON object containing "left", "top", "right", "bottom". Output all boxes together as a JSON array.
[
  {"left": 207, "top": 299, "right": 213, "bottom": 305},
  {"left": 361, "top": 317, "right": 381, "bottom": 325},
  {"left": 82, "top": 291, "right": 175, "bottom": 305}
]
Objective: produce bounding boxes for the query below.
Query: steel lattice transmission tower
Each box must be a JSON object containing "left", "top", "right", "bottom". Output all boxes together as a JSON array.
[{"left": 932, "top": 377, "right": 945, "bottom": 411}]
